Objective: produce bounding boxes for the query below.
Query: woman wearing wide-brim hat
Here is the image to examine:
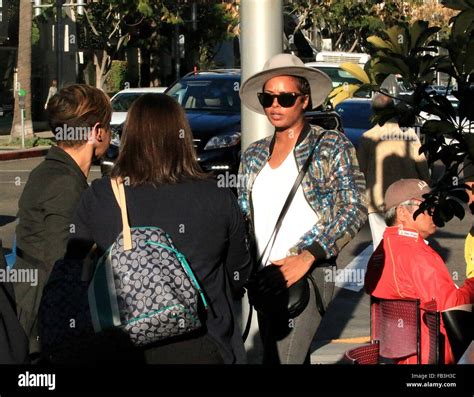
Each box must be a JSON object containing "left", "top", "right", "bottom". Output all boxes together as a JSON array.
[{"left": 238, "top": 53, "right": 367, "bottom": 364}]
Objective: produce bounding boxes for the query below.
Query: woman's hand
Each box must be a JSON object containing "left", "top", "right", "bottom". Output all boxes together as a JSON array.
[{"left": 271, "top": 250, "right": 315, "bottom": 287}]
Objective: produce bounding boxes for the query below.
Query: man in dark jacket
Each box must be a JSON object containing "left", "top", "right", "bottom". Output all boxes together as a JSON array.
[{"left": 14, "top": 84, "right": 111, "bottom": 353}]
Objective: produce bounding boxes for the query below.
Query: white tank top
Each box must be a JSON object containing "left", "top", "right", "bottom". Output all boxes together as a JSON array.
[{"left": 251, "top": 153, "right": 319, "bottom": 267}]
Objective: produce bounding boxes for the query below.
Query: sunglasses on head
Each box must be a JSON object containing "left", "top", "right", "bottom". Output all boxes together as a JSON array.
[{"left": 257, "top": 92, "right": 306, "bottom": 108}]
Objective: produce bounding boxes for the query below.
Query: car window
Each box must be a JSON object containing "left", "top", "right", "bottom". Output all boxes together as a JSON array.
[
  {"left": 314, "top": 66, "right": 371, "bottom": 98},
  {"left": 317, "top": 67, "right": 361, "bottom": 88},
  {"left": 111, "top": 93, "right": 145, "bottom": 112},
  {"left": 167, "top": 78, "right": 241, "bottom": 112}
]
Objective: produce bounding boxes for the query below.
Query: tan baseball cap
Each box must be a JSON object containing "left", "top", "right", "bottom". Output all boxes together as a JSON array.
[{"left": 384, "top": 179, "right": 431, "bottom": 210}]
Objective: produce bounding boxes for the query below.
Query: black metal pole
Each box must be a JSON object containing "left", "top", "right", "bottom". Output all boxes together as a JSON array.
[{"left": 56, "top": 0, "right": 62, "bottom": 87}]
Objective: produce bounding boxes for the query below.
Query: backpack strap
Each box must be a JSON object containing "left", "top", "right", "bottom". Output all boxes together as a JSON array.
[{"left": 110, "top": 178, "right": 132, "bottom": 251}]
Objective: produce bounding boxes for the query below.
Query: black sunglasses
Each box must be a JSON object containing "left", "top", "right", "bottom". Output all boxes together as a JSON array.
[{"left": 257, "top": 92, "right": 306, "bottom": 108}]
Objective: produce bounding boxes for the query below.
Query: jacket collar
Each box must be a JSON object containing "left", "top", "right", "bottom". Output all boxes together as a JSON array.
[
  {"left": 385, "top": 226, "right": 421, "bottom": 241},
  {"left": 45, "top": 145, "right": 88, "bottom": 184},
  {"left": 268, "top": 122, "right": 311, "bottom": 157}
]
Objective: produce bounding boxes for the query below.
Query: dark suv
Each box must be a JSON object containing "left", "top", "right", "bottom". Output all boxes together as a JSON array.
[
  {"left": 166, "top": 70, "right": 242, "bottom": 174},
  {"left": 100, "top": 69, "right": 342, "bottom": 175}
]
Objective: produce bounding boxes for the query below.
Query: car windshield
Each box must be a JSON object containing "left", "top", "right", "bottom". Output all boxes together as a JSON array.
[
  {"left": 315, "top": 66, "right": 371, "bottom": 98},
  {"left": 111, "top": 93, "right": 145, "bottom": 112},
  {"left": 317, "top": 66, "right": 362, "bottom": 88},
  {"left": 167, "top": 78, "right": 241, "bottom": 112}
]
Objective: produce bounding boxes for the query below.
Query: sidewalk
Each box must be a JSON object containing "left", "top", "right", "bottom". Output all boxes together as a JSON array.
[
  {"left": 0, "top": 131, "right": 53, "bottom": 161},
  {"left": 242, "top": 225, "right": 373, "bottom": 364},
  {"left": 242, "top": 286, "right": 371, "bottom": 364},
  {"left": 310, "top": 287, "right": 370, "bottom": 364}
]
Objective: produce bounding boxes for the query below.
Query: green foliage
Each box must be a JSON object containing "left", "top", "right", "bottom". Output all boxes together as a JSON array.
[
  {"left": 285, "top": 0, "right": 420, "bottom": 52},
  {"left": 193, "top": 3, "right": 238, "bottom": 67},
  {"left": 442, "top": 0, "right": 474, "bottom": 11},
  {"left": 76, "top": 0, "right": 238, "bottom": 85},
  {"left": 3, "top": 137, "right": 54, "bottom": 148},
  {"left": 341, "top": 1, "right": 474, "bottom": 226},
  {"left": 77, "top": 1, "right": 130, "bottom": 51},
  {"left": 105, "top": 60, "right": 128, "bottom": 94},
  {"left": 31, "top": 20, "right": 40, "bottom": 46}
]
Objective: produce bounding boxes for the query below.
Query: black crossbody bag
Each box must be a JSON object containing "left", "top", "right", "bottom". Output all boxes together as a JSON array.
[{"left": 243, "top": 131, "right": 334, "bottom": 341}]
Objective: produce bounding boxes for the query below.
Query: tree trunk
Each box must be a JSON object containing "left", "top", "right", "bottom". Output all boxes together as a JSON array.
[
  {"left": 140, "top": 48, "right": 151, "bottom": 88},
  {"left": 11, "top": 0, "right": 34, "bottom": 138},
  {"left": 348, "top": 37, "right": 359, "bottom": 53},
  {"left": 334, "top": 32, "right": 344, "bottom": 50},
  {"left": 94, "top": 50, "right": 109, "bottom": 91},
  {"left": 94, "top": 51, "right": 102, "bottom": 90}
]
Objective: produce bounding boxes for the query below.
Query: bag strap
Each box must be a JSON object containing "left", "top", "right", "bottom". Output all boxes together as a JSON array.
[
  {"left": 110, "top": 178, "right": 132, "bottom": 251},
  {"left": 243, "top": 131, "right": 326, "bottom": 343},
  {"left": 257, "top": 130, "right": 326, "bottom": 267}
]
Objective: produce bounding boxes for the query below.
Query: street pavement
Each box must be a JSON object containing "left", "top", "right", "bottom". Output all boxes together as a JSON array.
[
  {"left": 0, "top": 157, "right": 102, "bottom": 250},
  {"left": 0, "top": 156, "right": 471, "bottom": 364}
]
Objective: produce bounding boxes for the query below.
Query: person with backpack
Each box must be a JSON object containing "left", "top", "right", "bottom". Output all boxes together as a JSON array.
[{"left": 61, "top": 93, "right": 252, "bottom": 364}]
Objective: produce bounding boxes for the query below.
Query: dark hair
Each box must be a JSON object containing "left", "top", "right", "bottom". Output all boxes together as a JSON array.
[
  {"left": 47, "top": 84, "right": 111, "bottom": 147},
  {"left": 292, "top": 76, "right": 311, "bottom": 97},
  {"left": 111, "top": 94, "right": 207, "bottom": 186},
  {"left": 293, "top": 75, "right": 312, "bottom": 109}
]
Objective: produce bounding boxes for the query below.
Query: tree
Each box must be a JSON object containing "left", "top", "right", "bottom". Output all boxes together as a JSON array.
[
  {"left": 11, "top": 0, "right": 34, "bottom": 138},
  {"left": 77, "top": 0, "right": 238, "bottom": 90},
  {"left": 284, "top": 0, "right": 416, "bottom": 53},
  {"left": 409, "top": 0, "right": 458, "bottom": 28},
  {"left": 333, "top": 0, "right": 473, "bottom": 226},
  {"left": 283, "top": 0, "right": 460, "bottom": 53},
  {"left": 77, "top": 0, "right": 139, "bottom": 90}
]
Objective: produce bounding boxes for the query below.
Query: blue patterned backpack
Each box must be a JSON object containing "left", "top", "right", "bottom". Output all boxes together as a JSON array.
[{"left": 88, "top": 178, "right": 208, "bottom": 346}]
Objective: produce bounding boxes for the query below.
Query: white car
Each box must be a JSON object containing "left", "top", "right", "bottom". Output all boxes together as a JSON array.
[
  {"left": 101, "top": 87, "right": 167, "bottom": 175},
  {"left": 110, "top": 87, "right": 167, "bottom": 127}
]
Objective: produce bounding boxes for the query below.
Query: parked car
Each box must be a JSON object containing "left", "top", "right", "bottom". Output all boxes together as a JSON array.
[
  {"left": 334, "top": 98, "right": 373, "bottom": 146},
  {"left": 100, "top": 87, "right": 167, "bottom": 174},
  {"left": 166, "top": 69, "right": 342, "bottom": 175},
  {"left": 101, "top": 70, "right": 343, "bottom": 176},
  {"left": 306, "top": 59, "right": 373, "bottom": 147},
  {"left": 165, "top": 70, "right": 242, "bottom": 174},
  {"left": 307, "top": 55, "right": 413, "bottom": 146},
  {"left": 110, "top": 87, "right": 167, "bottom": 126}
]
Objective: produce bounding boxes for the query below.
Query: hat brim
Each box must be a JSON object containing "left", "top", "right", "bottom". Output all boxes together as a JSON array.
[{"left": 239, "top": 66, "right": 333, "bottom": 115}]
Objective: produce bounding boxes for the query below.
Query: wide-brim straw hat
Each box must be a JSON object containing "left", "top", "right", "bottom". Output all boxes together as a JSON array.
[{"left": 240, "top": 53, "right": 332, "bottom": 115}]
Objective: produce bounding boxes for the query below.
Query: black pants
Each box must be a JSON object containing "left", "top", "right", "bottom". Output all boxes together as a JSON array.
[{"left": 144, "top": 334, "right": 225, "bottom": 364}]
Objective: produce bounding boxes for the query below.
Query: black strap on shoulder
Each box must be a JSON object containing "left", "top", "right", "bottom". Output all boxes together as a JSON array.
[
  {"left": 257, "top": 130, "right": 326, "bottom": 268},
  {"left": 243, "top": 130, "right": 326, "bottom": 342}
]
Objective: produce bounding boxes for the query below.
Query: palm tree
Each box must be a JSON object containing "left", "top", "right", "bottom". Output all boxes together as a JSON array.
[{"left": 11, "top": 0, "right": 34, "bottom": 138}]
